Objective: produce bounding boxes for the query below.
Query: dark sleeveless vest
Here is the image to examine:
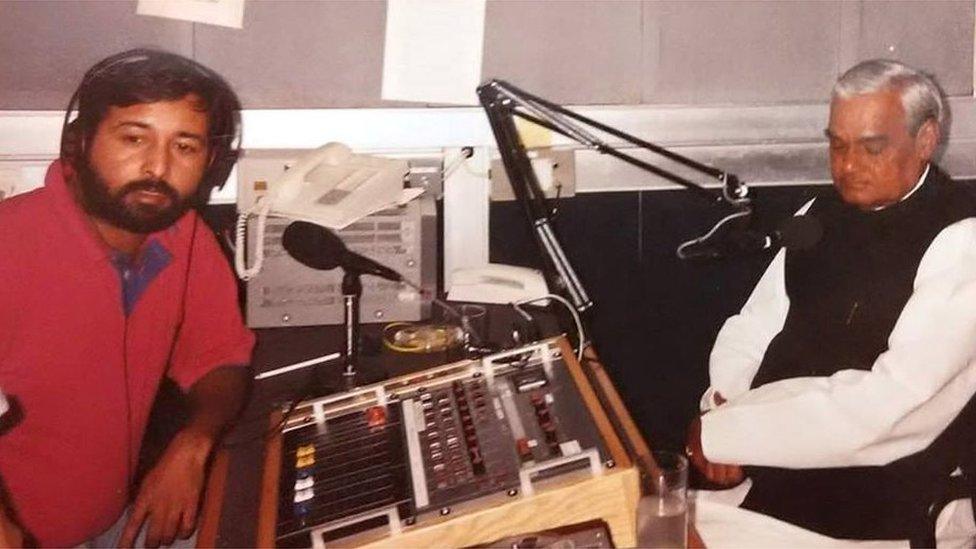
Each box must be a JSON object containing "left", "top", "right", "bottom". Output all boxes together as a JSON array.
[{"left": 740, "top": 166, "right": 976, "bottom": 539}]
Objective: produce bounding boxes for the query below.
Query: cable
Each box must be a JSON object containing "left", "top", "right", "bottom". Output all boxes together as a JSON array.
[
  {"left": 514, "top": 293, "right": 585, "bottom": 362},
  {"left": 234, "top": 195, "right": 273, "bottom": 280},
  {"left": 511, "top": 302, "right": 534, "bottom": 323},
  {"left": 253, "top": 352, "right": 342, "bottom": 380},
  {"left": 676, "top": 208, "right": 751, "bottom": 260},
  {"left": 442, "top": 146, "right": 474, "bottom": 180},
  {"left": 399, "top": 278, "right": 462, "bottom": 320}
]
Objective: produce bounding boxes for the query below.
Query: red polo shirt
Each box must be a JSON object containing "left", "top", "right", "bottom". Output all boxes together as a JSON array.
[{"left": 0, "top": 161, "right": 255, "bottom": 546}]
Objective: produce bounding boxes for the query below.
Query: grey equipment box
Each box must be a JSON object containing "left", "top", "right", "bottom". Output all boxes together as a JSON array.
[{"left": 238, "top": 149, "right": 438, "bottom": 329}]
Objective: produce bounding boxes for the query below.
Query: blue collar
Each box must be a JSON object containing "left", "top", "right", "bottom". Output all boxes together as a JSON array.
[{"left": 110, "top": 239, "right": 172, "bottom": 316}]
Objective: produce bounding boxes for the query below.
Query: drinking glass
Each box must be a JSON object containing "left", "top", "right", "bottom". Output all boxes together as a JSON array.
[{"left": 637, "top": 450, "right": 689, "bottom": 548}]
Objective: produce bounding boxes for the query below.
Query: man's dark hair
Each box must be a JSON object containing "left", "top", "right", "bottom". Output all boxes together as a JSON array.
[{"left": 61, "top": 48, "right": 242, "bottom": 203}]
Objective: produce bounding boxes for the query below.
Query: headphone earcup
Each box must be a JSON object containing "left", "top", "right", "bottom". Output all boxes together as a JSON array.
[
  {"left": 194, "top": 149, "right": 239, "bottom": 205},
  {"left": 60, "top": 119, "right": 85, "bottom": 168}
]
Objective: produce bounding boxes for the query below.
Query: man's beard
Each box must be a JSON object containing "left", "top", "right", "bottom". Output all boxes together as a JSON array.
[{"left": 76, "top": 162, "right": 197, "bottom": 234}]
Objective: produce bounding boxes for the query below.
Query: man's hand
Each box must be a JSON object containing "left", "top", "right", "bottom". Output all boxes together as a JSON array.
[
  {"left": 686, "top": 410, "right": 745, "bottom": 487},
  {"left": 118, "top": 430, "right": 212, "bottom": 548},
  {"left": 0, "top": 505, "right": 24, "bottom": 548},
  {"left": 119, "top": 367, "right": 248, "bottom": 548}
]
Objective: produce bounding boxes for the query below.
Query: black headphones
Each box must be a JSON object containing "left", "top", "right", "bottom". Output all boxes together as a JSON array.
[{"left": 60, "top": 48, "right": 242, "bottom": 205}]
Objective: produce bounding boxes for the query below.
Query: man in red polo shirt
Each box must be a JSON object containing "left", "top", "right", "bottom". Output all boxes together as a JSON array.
[{"left": 0, "top": 49, "right": 255, "bottom": 547}]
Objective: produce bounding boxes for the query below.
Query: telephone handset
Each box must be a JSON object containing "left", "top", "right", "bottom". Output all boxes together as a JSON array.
[
  {"left": 234, "top": 143, "right": 416, "bottom": 280},
  {"left": 447, "top": 263, "right": 550, "bottom": 305},
  {"left": 271, "top": 141, "right": 354, "bottom": 210}
]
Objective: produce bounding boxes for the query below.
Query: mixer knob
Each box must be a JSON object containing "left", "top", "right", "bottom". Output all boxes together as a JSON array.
[
  {"left": 294, "top": 488, "right": 314, "bottom": 503},
  {"left": 294, "top": 476, "right": 314, "bottom": 491},
  {"left": 469, "top": 448, "right": 486, "bottom": 475},
  {"left": 296, "top": 444, "right": 315, "bottom": 459},
  {"left": 542, "top": 423, "right": 558, "bottom": 444},
  {"left": 366, "top": 406, "right": 387, "bottom": 427}
]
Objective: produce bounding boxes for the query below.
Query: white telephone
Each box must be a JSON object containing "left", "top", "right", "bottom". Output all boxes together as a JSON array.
[
  {"left": 447, "top": 263, "right": 550, "bottom": 305},
  {"left": 234, "top": 143, "right": 419, "bottom": 280}
]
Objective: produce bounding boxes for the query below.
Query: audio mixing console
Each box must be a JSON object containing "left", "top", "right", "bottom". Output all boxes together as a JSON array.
[{"left": 256, "top": 338, "right": 639, "bottom": 548}]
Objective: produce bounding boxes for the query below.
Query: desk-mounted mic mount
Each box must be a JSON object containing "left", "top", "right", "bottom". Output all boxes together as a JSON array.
[
  {"left": 282, "top": 221, "right": 405, "bottom": 390},
  {"left": 477, "top": 80, "right": 752, "bottom": 319}
]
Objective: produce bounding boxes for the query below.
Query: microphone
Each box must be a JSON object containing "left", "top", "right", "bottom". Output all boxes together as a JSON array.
[
  {"left": 678, "top": 214, "right": 822, "bottom": 260},
  {"left": 281, "top": 221, "right": 404, "bottom": 282}
]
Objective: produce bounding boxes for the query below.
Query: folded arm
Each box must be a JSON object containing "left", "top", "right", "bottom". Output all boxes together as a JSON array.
[
  {"left": 702, "top": 247, "right": 790, "bottom": 411},
  {"left": 120, "top": 366, "right": 248, "bottom": 548}
]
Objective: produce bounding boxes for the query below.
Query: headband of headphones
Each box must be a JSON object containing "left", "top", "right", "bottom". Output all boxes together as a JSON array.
[{"left": 60, "top": 48, "right": 242, "bottom": 200}]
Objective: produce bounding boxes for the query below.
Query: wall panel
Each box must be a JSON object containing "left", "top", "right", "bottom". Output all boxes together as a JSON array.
[
  {"left": 0, "top": 1, "right": 973, "bottom": 109},
  {"left": 482, "top": 0, "right": 644, "bottom": 105},
  {"left": 858, "top": 0, "right": 974, "bottom": 96},
  {"left": 194, "top": 0, "right": 393, "bottom": 108},
  {"left": 641, "top": 1, "right": 842, "bottom": 104},
  {"left": 0, "top": 0, "right": 192, "bottom": 109}
]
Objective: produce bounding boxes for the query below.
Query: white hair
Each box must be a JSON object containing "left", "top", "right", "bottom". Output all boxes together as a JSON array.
[{"left": 833, "top": 59, "right": 947, "bottom": 137}]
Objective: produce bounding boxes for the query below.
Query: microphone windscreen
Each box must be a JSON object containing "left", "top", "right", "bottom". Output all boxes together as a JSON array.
[
  {"left": 281, "top": 221, "right": 345, "bottom": 271},
  {"left": 779, "top": 215, "right": 823, "bottom": 251}
]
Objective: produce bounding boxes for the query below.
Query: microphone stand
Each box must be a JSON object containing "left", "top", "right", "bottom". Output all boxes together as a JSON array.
[
  {"left": 340, "top": 269, "right": 363, "bottom": 389},
  {"left": 476, "top": 79, "right": 753, "bottom": 484},
  {"left": 477, "top": 79, "right": 752, "bottom": 323}
]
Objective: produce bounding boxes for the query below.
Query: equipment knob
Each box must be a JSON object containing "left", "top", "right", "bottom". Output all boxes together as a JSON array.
[
  {"left": 294, "top": 487, "right": 314, "bottom": 503},
  {"left": 366, "top": 405, "right": 387, "bottom": 427},
  {"left": 294, "top": 476, "right": 314, "bottom": 491}
]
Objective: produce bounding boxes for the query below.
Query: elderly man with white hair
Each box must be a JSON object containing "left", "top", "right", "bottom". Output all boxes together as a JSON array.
[{"left": 686, "top": 59, "right": 976, "bottom": 547}]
